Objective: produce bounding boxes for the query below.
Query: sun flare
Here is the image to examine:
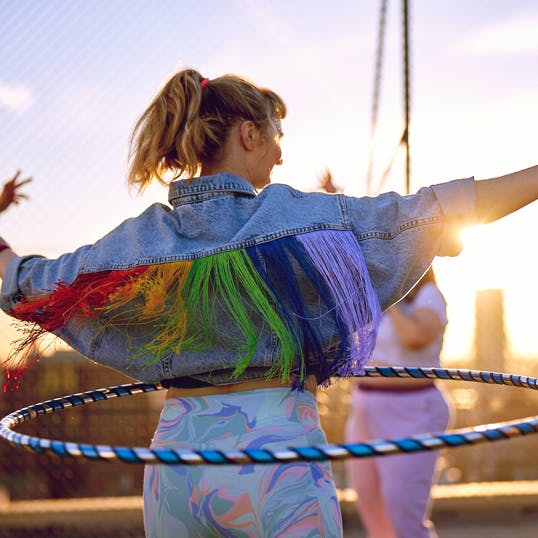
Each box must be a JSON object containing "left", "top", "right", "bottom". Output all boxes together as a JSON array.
[{"left": 435, "top": 211, "right": 538, "bottom": 362}]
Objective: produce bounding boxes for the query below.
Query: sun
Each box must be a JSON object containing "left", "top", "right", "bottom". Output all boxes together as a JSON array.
[{"left": 435, "top": 208, "right": 538, "bottom": 361}]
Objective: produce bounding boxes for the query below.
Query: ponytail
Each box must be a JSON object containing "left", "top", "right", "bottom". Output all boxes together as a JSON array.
[{"left": 128, "top": 69, "right": 286, "bottom": 192}]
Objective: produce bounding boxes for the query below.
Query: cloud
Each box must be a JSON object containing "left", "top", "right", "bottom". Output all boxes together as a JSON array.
[
  {"left": 456, "top": 16, "right": 538, "bottom": 54},
  {"left": 0, "top": 83, "right": 35, "bottom": 112}
]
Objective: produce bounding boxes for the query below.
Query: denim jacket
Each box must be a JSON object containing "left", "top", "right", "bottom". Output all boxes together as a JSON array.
[{"left": 0, "top": 173, "right": 476, "bottom": 387}]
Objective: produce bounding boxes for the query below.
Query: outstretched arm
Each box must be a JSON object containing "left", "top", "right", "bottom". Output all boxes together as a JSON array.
[{"left": 475, "top": 164, "right": 538, "bottom": 223}]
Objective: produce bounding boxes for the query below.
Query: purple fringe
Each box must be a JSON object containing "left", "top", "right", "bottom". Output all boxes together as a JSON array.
[
  {"left": 246, "top": 237, "right": 328, "bottom": 383},
  {"left": 296, "top": 230, "right": 381, "bottom": 377}
]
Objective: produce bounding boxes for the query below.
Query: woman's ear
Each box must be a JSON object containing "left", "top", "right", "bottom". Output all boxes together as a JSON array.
[{"left": 239, "top": 121, "right": 259, "bottom": 151}]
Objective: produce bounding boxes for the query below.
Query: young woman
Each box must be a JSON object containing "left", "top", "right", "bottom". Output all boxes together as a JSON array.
[
  {"left": 0, "top": 68, "right": 537, "bottom": 537},
  {"left": 345, "top": 268, "right": 450, "bottom": 538}
]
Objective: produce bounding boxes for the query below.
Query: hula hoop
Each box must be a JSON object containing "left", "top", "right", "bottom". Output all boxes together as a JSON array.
[{"left": 1, "top": 366, "right": 537, "bottom": 465}]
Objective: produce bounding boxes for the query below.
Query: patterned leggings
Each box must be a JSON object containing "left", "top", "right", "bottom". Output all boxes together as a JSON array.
[{"left": 143, "top": 388, "right": 342, "bottom": 538}]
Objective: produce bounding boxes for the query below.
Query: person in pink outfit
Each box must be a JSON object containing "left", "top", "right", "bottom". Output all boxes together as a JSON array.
[{"left": 345, "top": 268, "right": 450, "bottom": 538}]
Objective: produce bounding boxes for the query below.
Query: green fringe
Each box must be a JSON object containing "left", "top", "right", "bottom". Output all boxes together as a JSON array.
[{"left": 182, "top": 250, "right": 299, "bottom": 380}]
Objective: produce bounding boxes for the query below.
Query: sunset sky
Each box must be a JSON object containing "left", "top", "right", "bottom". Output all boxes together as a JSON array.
[{"left": 1, "top": 0, "right": 537, "bottom": 362}]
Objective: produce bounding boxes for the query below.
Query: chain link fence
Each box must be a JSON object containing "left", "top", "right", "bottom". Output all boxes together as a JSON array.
[{"left": 2, "top": 3, "right": 537, "bottom": 536}]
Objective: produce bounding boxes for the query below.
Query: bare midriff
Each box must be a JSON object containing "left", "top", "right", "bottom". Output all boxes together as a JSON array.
[{"left": 166, "top": 374, "right": 318, "bottom": 399}]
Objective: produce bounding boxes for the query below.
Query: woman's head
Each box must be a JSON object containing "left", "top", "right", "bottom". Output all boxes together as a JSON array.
[{"left": 128, "top": 68, "right": 286, "bottom": 191}]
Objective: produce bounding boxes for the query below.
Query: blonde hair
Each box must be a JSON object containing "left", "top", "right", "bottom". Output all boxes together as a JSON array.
[{"left": 128, "top": 68, "right": 286, "bottom": 191}]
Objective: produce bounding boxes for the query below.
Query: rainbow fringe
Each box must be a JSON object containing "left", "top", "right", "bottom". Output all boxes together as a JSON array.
[{"left": 4, "top": 230, "right": 381, "bottom": 389}]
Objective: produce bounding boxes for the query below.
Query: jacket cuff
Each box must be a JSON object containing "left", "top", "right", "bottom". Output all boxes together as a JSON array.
[
  {"left": 430, "top": 177, "right": 477, "bottom": 224},
  {"left": 430, "top": 177, "right": 477, "bottom": 256},
  {"left": 0, "top": 255, "right": 41, "bottom": 312}
]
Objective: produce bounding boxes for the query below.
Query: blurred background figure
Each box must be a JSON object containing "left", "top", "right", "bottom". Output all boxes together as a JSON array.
[
  {"left": 318, "top": 169, "right": 342, "bottom": 194},
  {"left": 345, "top": 268, "right": 451, "bottom": 538},
  {"left": 0, "top": 170, "right": 31, "bottom": 214}
]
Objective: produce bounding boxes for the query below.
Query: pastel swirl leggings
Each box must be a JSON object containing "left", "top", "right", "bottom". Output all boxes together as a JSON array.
[{"left": 143, "top": 388, "right": 342, "bottom": 537}]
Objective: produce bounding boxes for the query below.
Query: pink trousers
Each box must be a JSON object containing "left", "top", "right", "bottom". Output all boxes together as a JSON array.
[{"left": 345, "top": 385, "right": 451, "bottom": 538}]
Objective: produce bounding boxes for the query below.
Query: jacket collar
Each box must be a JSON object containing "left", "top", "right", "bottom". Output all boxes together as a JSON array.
[{"left": 168, "top": 174, "right": 257, "bottom": 207}]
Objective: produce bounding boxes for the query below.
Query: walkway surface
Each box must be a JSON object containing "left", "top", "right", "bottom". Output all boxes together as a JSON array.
[
  {"left": 1, "top": 481, "right": 538, "bottom": 537},
  {"left": 342, "top": 481, "right": 538, "bottom": 537}
]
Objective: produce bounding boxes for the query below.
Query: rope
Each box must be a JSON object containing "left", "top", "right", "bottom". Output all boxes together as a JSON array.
[
  {"left": 370, "top": 127, "right": 407, "bottom": 195},
  {"left": 366, "top": 0, "right": 413, "bottom": 196},
  {"left": 365, "top": 0, "right": 389, "bottom": 195},
  {"left": 1, "top": 367, "right": 536, "bottom": 465},
  {"left": 402, "top": 0, "right": 411, "bottom": 193}
]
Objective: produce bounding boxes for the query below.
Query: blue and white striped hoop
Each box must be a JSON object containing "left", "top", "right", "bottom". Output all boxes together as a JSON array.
[{"left": 1, "top": 366, "right": 537, "bottom": 465}]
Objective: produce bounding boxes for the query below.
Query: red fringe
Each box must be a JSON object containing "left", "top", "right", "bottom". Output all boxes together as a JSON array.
[{"left": 3, "top": 266, "right": 148, "bottom": 390}]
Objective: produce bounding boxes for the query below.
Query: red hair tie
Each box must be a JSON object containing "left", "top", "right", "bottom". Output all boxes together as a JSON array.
[{"left": 200, "top": 78, "right": 209, "bottom": 88}]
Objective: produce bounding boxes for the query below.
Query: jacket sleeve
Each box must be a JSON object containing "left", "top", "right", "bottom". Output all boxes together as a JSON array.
[
  {"left": 0, "top": 204, "right": 172, "bottom": 320},
  {"left": 343, "top": 178, "right": 477, "bottom": 310},
  {"left": 0, "top": 246, "right": 92, "bottom": 312}
]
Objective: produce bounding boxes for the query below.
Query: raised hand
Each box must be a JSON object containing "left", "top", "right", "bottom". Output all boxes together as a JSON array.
[
  {"left": 0, "top": 170, "right": 32, "bottom": 213},
  {"left": 318, "top": 169, "right": 341, "bottom": 194}
]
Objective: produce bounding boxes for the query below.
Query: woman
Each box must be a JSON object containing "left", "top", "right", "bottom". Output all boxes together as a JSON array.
[
  {"left": 345, "top": 268, "right": 449, "bottom": 538},
  {"left": 0, "top": 68, "right": 537, "bottom": 537}
]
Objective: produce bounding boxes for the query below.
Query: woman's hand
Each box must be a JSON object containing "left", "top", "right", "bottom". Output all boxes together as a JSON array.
[
  {"left": 0, "top": 170, "right": 32, "bottom": 213},
  {"left": 388, "top": 304, "right": 443, "bottom": 349}
]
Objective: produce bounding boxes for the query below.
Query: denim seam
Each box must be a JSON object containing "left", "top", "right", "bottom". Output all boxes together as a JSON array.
[
  {"left": 171, "top": 191, "right": 255, "bottom": 206},
  {"left": 82, "top": 224, "right": 354, "bottom": 272},
  {"left": 338, "top": 194, "right": 351, "bottom": 227},
  {"left": 89, "top": 322, "right": 107, "bottom": 360},
  {"left": 355, "top": 217, "right": 441, "bottom": 241},
  {"left": 161, "top": 353, "right": 173, "bottom": 378}
]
